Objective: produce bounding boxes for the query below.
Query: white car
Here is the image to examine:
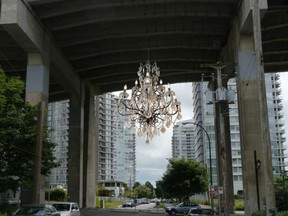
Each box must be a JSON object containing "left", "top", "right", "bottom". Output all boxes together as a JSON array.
[{"left": 51, "top": 202, "right": 80, "bottom": 216}]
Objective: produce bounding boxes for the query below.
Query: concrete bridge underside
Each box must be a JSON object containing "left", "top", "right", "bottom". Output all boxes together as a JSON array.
[{"left": 1, "top": 0, "right": 288, "bottom": 215}]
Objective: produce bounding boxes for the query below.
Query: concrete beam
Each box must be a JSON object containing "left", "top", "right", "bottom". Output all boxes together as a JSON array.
[
  {"left": 219, "top": 0, "right": 268, "bottom": 64},
  {"left": 27, "top": 0, "right": 64, "bottom": 5},
  {"left": 0, "top": 0, "right": 81, "bottom": 99}
]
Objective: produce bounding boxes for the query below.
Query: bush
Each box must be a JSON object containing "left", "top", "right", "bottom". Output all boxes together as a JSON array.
[
  {"left": 45, "top": 189, "right": 67, "bottom": 201},
  {"left": 234, "top": 194, "right": 240, "bottom": 200},
  {"left": 252, "top": 210, "right": 266, "bottom": 216},
  {"left": 276, "top": 190, "right": 288, "bottom": 211},
  {"left": 0, "top": 195, "right": 17, "bottom": 215},
  {"left": 252, "top": 210, "right": 288, "bottom": 216},
  {"left": 234, "top": 200, "right": 244, "bottom": 211},
  {"left": 277, "top": 211, "right": 288, "bottom": 216}
]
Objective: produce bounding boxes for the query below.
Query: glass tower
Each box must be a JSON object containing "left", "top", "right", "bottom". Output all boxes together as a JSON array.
[
  {"left": 47, "top": 93, "right": 136, "bottom": 188},
  {"left": 192, "top": 73, "right": 286, "bottom": 194}
]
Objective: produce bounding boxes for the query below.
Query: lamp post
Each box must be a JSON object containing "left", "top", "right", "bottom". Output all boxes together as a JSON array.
[{"left": 191, "top": 121, "right": 214, "bottom": 209}]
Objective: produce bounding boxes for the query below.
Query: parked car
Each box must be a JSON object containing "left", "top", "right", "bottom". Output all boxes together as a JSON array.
[
  {"left": 186, "top": 208, "right": 217, "bottom": 216},
  {"left": 50, "top": 202, "right": 80, "bottom": 216},
  {"left": 137, "top": 198, "right": 149, "bottom": 204},
  {"left": 122, "top": 200, "right": 136, "bottom": 207},
  {"left": 165, "top": 202, "right": 201, "bottom": 215},
  {"left": 12, "top": 204, "right": 60, "bottom": 216}
]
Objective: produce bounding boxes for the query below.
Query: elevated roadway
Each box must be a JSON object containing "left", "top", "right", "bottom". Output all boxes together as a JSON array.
[
  {"left": 1, "top": 1, "right": 288, "bottom": 215},
  {"left": 0, "top": 0, "right": 287, "bottom": 100}
]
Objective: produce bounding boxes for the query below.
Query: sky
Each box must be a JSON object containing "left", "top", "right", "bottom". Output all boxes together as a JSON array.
[
  {"left": 127, "top": 73, "right": 288, "bottom": 187},
  {"left": 133, "top": 82, "right": 194, "bottom": 187}
]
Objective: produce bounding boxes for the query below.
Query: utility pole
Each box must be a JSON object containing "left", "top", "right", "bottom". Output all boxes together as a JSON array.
[{"left": 201, "top": 62, "right": 234, "bottom": 216}]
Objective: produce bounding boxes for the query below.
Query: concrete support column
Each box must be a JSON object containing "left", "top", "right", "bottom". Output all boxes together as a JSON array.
[
  {"left": 26, "top": 53, "right": 49, "bottom": 204},
  {"left": 26, "top": 53, "right": 49, "bottom": 104},
  {"left": 68, "top": 93, "right": 84, "bottom": 207},
  {"left": 83, "top": 86, "right": 97, "bottom": 207},
  {"left": 235, "top": 35, "right": 275, "bottom": 215}
]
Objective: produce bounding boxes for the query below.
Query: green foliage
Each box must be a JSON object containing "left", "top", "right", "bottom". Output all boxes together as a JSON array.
[
  {"left": 133, "top": 182, "right": 141, "bottom": 189},
  {"left": 145, "top": 181, "right": 154, "bottom": 192},
  {"left": 252, "top": 210, "right": 266, "bottom": 216},
  {"left": 234, "top": 194, "right": 240, "bottom": 199},
  {"left": 155, "top": 180, "right": 165, "bottom": 198},
  {"left": 251, "top": 210, "right": 288, "bottom": 216},
  {"left": 46, "top": 189, "right": 67, "bottom": 201},
  {"left": 0, "top": 68, "right": 59, "bottom": 193},
  {"left": 95, "top": 197, "right": 100, "bottom": 208},
  {"left": 103, "top": 199, "right": 122, "bottom": 209},
  {"left": 134, "top": 185, "right": 154, "bottom": 198},
  {"left": 161, "top": 159, "right": 209, "bottom": 201},
  {"left": 276, "top": 190, "right": 288, "bottom": 211},
  {"left": 277, "top": 211, "right": 288, "bottom": 216},
  {"left": 234, "top": 200, "right": 244, "bottom": 210},
  {"left": 274, "top": 176, "right": 288, "bottom": 191}
]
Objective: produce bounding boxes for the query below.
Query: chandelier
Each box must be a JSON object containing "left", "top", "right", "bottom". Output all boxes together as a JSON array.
[{"left": 117, "top": 60, "right": 182, "bottom": 142}]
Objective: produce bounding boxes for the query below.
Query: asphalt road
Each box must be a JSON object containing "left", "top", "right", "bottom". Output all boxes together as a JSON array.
[
  {"left": 81, "top": 203, "right": 165, "bottom": 216},
  {"left": 81, "top": 208, "right": 165, "bottom": 216}
]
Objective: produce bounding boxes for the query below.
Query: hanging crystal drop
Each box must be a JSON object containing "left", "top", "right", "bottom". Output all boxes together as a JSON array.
[
  {"left": 177, "top": 113, "right": 182, "bottom": 120},
  {"left": 165, "top": 119, "right": 171, "bottom": 128},
  {"left": 160, "top": 126, "right": 166, "bottom": 133}
]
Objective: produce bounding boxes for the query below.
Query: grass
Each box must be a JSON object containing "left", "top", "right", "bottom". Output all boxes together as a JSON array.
[{"left": 95, "top": 197, "right": 122, "bottom": 209}]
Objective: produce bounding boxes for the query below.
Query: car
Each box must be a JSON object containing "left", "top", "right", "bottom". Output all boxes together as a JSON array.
[
  {"left": 50, "top": 202, "right": 80, "bottom": 216},
  {"left": 165, "top": 202, "right": 201, "bottom": 215},
  {"left": 186, "top": 208, "right": 217, "bottom": 216},
  {"left": 122, "top": 200, "right": 136, "bottom": 207},
  {"left": 12, "top": 204, "right": 60, "bottom": 216}
]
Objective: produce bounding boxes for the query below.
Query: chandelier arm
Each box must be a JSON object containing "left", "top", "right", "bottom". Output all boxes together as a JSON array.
[
  {"left": 119, "top": 99, "right": 143, "bottom": 114},
  {"left": 150, "top": 98, "right": 173, "bottom": 116},
  {"left": 131, "top": 91, "right": 143, "bottom": 113}
]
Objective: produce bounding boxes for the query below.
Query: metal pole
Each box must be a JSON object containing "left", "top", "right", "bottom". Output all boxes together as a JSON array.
[
  {"left": 254, "top": 151, "right": 260, "bottom": 211},
  {"left": 191, "top": 122, "right": 214, "bottom": 209}
]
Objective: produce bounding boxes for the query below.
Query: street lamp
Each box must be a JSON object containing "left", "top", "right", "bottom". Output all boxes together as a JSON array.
[{"left": 191, "top": 121, "right": 214, "bottom": 209}]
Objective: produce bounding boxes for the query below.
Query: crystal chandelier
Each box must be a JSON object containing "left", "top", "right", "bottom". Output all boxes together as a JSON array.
[{"left": 117, "top": 60, "right": 182, "bottom": 142}]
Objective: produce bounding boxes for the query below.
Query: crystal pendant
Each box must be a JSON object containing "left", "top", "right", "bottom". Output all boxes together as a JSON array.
[
  {"left": 160, "top": 126, "right": 166, "bottom": 133},
  {"left": 177, "top": 113, "right": 182, "bottom": 120}
]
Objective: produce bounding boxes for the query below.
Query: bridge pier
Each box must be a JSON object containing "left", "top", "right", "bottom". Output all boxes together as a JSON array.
[{"left": 235, "top": 35, "right": 275, "bottom": 215}]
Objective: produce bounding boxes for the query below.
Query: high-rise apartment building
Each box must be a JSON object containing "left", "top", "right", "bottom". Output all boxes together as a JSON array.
[
  {"left": 47, "top": 93, "right": 136, "bottom": 188},
  {"left": 95, "top": 93, "right": 136, "bottom": 184},
  {"left": 47, "top": 100, "right": 70, "bottom": 189},
  {"left": 172, "top": 119, "right": 196, "bottom": 160},
  {"left": 192, "top": 73, "right": 286, "bottom": 194}
]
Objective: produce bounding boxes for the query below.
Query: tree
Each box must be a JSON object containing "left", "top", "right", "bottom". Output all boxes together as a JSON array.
[
  {"left": 155, "top": 180, "right": 165, "bottom": 198},
  {"left": 0, "top": 67, "right": 59, "bottom": 193},
  {"left": 145, "top": 181, "right": 154, "bottom": 191},
  {"left": 134, "top": 185, "right": 154, "bottom": 198},
  {"left": 161, "top": 159, "right": 209, "bottom": 201},
  {"left": 133, "top": 182, "right": 141, "bottom": 189}
]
